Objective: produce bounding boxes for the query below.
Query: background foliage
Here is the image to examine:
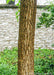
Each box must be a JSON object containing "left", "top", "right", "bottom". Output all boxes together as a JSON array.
[
  {"left": 37, "top": 1, "right": 54, "bottom": 28},
  {"left": 6, "top": 0, "right": 15, "bottom": 4},
  {"left": 16, "top": 0, "right": 20, "bottom": 22}
]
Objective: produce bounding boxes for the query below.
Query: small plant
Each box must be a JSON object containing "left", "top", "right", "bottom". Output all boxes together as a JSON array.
[
  {"left": 51, "top": 44, "right": 54, "bottom": 47},
  {"left": 37, "top": 1, "right": 54, "bottom": 28},
  {"left": 15, "top": 0, "right": 20, "bottom": 22},
  {"left": 6, "top": 0, "right": 15, "bottom": 4}
]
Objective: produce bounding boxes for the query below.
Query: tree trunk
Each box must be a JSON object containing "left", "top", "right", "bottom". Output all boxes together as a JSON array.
[{"left": 18, "top": 0, "right": 36, "bottom": 75}]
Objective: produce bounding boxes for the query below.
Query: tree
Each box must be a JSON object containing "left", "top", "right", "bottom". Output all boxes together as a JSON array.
[{"left": 18, "top": 0, "right": 36, "bottom": 75}]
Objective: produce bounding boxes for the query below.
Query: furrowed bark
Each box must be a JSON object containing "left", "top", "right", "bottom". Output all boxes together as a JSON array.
[{"left": 18, "top": 0, "right": 36, "bottom": 75}]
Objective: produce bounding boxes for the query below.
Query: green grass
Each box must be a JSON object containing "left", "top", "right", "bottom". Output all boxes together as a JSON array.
[{"left": 0, "top": 47, "right": 54, "bottom": 75}]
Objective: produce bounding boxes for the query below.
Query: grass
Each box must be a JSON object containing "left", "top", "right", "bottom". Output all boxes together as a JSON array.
[{"left": 0, "top": 47, "right": 54, "bottom": 75}]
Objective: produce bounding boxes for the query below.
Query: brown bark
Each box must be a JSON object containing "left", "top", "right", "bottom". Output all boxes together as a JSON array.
[{"left": 18, "top": 0, "right": 36, "bottom": 75}]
